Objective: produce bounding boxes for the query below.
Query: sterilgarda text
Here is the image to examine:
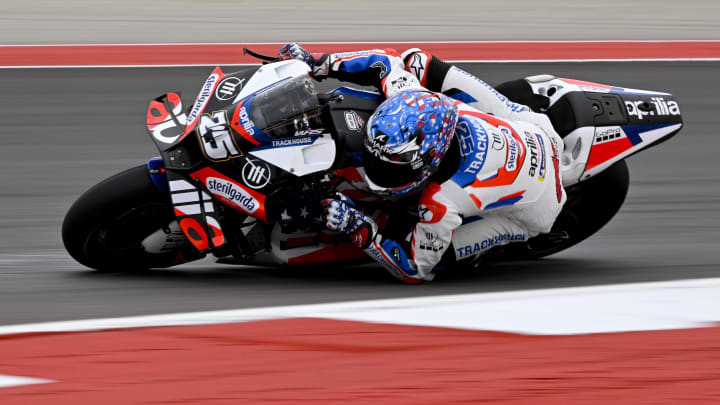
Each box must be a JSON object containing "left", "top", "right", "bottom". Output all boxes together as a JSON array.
[
  {"left": 187, "top": 74, "right": 218, "bottom": 125},
  {"left": 206, "top": 177, "right": 258, "bottom": 213}
]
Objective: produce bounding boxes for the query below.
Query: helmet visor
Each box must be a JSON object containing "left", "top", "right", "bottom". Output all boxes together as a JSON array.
[{"left": 362, "top": 147, "right": 425, "bottom": 188}]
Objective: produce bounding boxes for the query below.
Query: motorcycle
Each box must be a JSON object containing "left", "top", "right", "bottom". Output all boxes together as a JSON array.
[{"left": 62, "top": 50, "right": 683, "bottom": 273}]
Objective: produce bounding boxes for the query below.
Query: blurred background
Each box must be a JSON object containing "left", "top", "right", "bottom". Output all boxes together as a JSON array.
[
  {"left": 3, "top": 0, "right": 720, "bottom": 43},
  {"left": 0, "top": 1, "right": 719, "bottom": 324}
]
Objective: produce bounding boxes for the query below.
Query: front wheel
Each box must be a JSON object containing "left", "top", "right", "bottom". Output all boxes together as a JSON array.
[{"left": 62, "top": 164, "right": 202, "bottom": 271}]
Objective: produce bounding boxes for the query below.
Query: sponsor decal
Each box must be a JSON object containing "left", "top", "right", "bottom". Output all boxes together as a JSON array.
[
  {"left": 294, "top": 128, "right": 325, "bottom": 136},
  {"left": 462, "top": 120, "right": 489, "bottom": 175},
  {"left": 390, "top": 75, "right": 412, "bottom": 90},
  {"left": 187, "top": 73, "right": 219, "bottom": 126},
  {"left": 335, "top": 50, "right": 373, "bottom": 58},
  {"left": 237, "top": 103, "right": 255, "bottom": 136},
  {"left": 197, "top": 111, "right": 243, "bottom": 161},
  {"left": 418, "top": 204, "right": 434, "bottom": 222},
  {"left": 490, "top": 128, "right": 506, "bottom": 150},
  {"left": 534, "top": 133, "right": 547, "bottom": 182},
  {"left": 625, "top": 97, "right": 680, "bottom": 120},
  {"left": 344, "top": 111, "right": 364, "bottom": 131},
  {"left": 505, "top": 133, "right": 523, "bottom": 172},
  {"left": 241, "top": 159, "right": 271, "bottom": 190},
  {"left": 456, "top": 121, "right": 475, "bottom": 157},
  {"left": 230, "top": 99, "right": 261, "bottom": 146},
  {"left": 456, "top": 233, "right": 526, "bottom": 258},
  {"left": 409, "top": 52, "right": 427, "bottom": 81},
  {"left": 418, "top": 232, "right": 443, "bottom": 252},
  {"left": 370, "top": 60, "right": 388, "bottom": 79},
  {"left": 206, "top": 176, "right": 259, "bottom": 214},
  {"left": 594, "top": 127, "right": 623, "bottom": 143},
  {"left": 215, "top": 77, "right": 245, "bottom": 101},
  {"left": 271, "top": 136, "right": 315, "bottom": 148},
  {"left": 549, "top": 140, "right": 563, "bottom": 203},
  {"left": 458, "top": 69, "right": 525, "bottom": 112},
  {"left": 524, "top": 131, "right": 539, "bottom": 177}
]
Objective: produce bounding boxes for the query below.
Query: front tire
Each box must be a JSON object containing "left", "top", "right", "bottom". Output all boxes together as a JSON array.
[{"left": 62, "top": 164, "right": 200, "bottom": 271}]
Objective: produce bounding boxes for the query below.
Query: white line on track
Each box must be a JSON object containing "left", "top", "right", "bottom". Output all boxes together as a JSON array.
[
  {"left": 1, "top": 277, "right": 718, "bottom": 336},
  {"left": 0, "top": 375, "right": 54, "bottom": 389},
  {"left": 3, "top": 58, "right": 720, "bottom": 70}
]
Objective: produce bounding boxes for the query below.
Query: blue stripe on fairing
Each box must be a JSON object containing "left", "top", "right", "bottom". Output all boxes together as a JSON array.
[
  {"left": 610, "top": 87, "right": 667, "bottom": 96},
  {"left": 329, "top": 87, "right": 383, "bottom": 101},
  {"left": 621, "top": 124, "right": 674, "bottom": 146},
  {"left": 485, "top": 195, "right": 523, "bottom": 210}
]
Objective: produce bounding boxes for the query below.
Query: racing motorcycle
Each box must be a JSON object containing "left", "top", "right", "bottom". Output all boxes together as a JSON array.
[{"left": 62, "top": 50, "right": 683, "bottom": 273}]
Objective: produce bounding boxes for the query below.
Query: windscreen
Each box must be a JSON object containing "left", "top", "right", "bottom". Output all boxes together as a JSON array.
[{"left": 249, "top": 76, "right": 323, "bottom": 138}]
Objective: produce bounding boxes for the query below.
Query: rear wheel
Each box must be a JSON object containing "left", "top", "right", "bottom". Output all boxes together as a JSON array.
[{"left": 62, "top": 164, "right": 202, "bottom": 271}]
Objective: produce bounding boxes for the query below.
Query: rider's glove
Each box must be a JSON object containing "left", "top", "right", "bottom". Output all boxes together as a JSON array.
[
  {"left": 278, "top": 43, "right": 330, "bottom": 77},
  {"left": 322, "top": 193, "right": 378, "bottom": 249}
]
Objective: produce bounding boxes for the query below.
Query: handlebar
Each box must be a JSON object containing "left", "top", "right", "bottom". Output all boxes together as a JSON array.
[{"left": 243, "top": 48, "right": 280, "bottom": 65}]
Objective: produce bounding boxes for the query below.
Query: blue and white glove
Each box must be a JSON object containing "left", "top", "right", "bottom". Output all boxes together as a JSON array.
[
  {"left": 278, "top": 43, "right": 330, "bottom": 77},
  {"left": 322, "top": 194, "right": 378, "bottom": 249}
]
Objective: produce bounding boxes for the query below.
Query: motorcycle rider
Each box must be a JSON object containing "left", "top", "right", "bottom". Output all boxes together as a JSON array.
[{"left": 278, "top": 43, "right": 567, "bottom": 283}]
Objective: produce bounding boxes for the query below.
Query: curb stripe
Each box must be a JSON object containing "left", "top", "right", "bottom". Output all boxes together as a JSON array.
[
  {"left": 1, "top": 277, "right": 718, "bottom": 336},
  {"left": 2, "top": 41, "right": 720, "bottom": 67},
  {"left": 0, "top": 375, "right": 54, "bottom": 388}
]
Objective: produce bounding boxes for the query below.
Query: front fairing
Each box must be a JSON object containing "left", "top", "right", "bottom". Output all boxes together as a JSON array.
[{"left": 144, "top": 62, "right": 337, "bottom": 255}]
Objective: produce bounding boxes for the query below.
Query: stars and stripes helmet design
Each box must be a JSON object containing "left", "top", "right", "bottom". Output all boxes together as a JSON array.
[{"left": 363, "top": 90, "right": 459, "bottom": 199}]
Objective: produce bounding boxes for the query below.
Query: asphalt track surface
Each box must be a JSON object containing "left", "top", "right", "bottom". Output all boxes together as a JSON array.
[{"left": 0, "top": 61, "right": 718, "bottom": 325}]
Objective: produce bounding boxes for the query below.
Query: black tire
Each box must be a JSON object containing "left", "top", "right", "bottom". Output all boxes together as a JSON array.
[
  {"left": 62, "top": 164, "right": 199, "bottom": 271},
  {"left": 479, "top": 160, "right": 630, "bottom": 262}
]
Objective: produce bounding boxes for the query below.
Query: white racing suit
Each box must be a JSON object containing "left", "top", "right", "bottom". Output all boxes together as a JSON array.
[{"left": 322, "top": 48, "right": 567, "bottom": 282}]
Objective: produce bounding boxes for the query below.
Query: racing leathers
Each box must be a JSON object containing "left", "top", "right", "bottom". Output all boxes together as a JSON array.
[{"left": 286, "top": 45, "right": 567, "bottom": 282}]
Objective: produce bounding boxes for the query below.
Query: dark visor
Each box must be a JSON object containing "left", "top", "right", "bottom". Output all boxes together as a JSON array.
[{"left": 362, "top": 147, "right": 425, "bottom": 188}]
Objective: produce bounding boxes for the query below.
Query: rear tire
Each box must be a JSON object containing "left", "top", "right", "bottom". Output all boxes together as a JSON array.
[{"left": 62, "top": 164, "right": 199, "bottom": 271}]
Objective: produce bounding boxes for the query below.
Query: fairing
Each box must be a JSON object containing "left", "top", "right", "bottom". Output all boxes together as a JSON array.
[
  {"left": 145, "top": 61, "right": 365, "bottom": 261},
  {"left": 523, "top": 75, "right": 683, "bottom": 185}
]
